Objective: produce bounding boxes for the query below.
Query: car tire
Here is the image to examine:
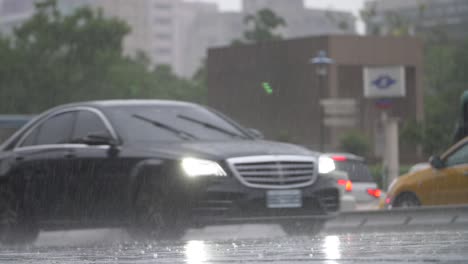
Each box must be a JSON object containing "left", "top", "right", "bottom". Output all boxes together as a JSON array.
[
  {"left": 393, "top": 193, "right": 421, "bottom": 208},
  {"left": 0, "top": 182, "right": 39, "bottom": 245},
  {"left": 281, "top": 220, "right": 325, "bottom": 236},
  {"left": 128, "top": 176, "right": 187, "bottom": 241}
]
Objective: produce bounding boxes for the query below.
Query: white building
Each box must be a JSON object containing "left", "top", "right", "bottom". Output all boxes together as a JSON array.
[
  {"left": 0, "top": 0, "right": 94, "bottom": 35},
  {"left": 0, "top": 0, "right": 35, "bottom": 35},
  {"left": 1, "top": 0, "right": 357, "bottom": 78},
  {"left": 173, "top": 0, "right": 356, "bottom": 77}
]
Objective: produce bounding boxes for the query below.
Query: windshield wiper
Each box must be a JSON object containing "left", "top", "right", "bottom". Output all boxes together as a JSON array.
[
  {"left": 132, "top": 114, "right": 197, "bottom": 141},
  {"left": 177, "top": 114, "right": 247, "bottom": 139}
]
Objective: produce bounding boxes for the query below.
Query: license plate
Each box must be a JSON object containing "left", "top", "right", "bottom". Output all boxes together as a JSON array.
[{"left": 266, "top": 189, "right": 302, "bottom": 208}]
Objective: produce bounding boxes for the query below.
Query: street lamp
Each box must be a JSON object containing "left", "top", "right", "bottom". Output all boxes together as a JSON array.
[{"left": 309, "top": 50, "right": 334, "bottom": 152}]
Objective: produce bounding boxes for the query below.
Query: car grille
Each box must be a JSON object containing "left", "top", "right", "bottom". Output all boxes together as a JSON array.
[{"left": 227, "top": 155, "right": 317, "bottom": 189}]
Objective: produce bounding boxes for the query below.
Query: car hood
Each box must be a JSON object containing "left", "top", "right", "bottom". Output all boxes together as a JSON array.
[
  {"left": 387, "top": 167, "right": 433, "bottom": 195},
  {"left": 134, "top": 140, "right": 318, "bottom": 160}
]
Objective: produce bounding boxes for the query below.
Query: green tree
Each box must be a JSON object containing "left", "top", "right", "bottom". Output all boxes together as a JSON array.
[
  {"left": 325, "top": 11, "right": 354, "bottom": 32},
  {"left": 401, "top": 42, "right": 468, "bottom": 155},
  {"left": 234, "top": 8, "right": 286, "bottom": 44},
  {"left": 0, "top": 0, "right": 131, "bottom": 113},
  {"left": 339, "top": 131, "right": 370, "bottom": 157},
  {"left": 0, "top": 0, "right": 206, "bottom": 114},
  {"left": 360, "top": 3, "right": 432, "bottom": 38}
]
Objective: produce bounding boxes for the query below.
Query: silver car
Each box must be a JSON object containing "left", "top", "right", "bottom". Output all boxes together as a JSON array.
[{"left": 326, "top": 153, "right": 381, "bottom": 210}]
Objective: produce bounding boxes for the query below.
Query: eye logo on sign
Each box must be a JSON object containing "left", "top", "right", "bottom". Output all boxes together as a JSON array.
[
  {"left": 364, "top": 66, "right": 406, "bottom": 98},
  {"left": 372, "top": 75, "right": 397, "bottom": 90}
]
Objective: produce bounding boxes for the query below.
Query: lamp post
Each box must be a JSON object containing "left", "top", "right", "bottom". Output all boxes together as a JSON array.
[{"left": 310, "top": 50, "right": 334, "bottom": 152}]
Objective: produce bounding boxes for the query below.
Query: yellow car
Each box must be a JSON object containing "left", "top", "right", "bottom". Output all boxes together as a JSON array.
[{"left": 384, "top": 137, "right": 468, "bottom": 208}]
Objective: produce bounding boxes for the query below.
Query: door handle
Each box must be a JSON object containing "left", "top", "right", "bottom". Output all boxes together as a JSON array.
[{"left": 15, "top": 156, "right": 24, "bottom": 162}]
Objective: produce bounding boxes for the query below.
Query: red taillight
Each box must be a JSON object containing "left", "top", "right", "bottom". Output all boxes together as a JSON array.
[
  {"left": 331, "top": 155, "right": 347, "bottom": 162},
  {"left": 345, "top": 181, "right": 353, "bottom": 192},
  {"left": 367, "top": 188, "right": 382, "bottom": 198},
  {"left": 337, "top": 179, "right": 353, "bottom": 192}
]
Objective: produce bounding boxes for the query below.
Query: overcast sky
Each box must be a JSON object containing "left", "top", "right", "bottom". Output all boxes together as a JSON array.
[
  {"left": 186, "top": 0, "right": 367, "bottom": 33},
  {"left": 186, "top": 0, "right": 366, "bottom": 15}
]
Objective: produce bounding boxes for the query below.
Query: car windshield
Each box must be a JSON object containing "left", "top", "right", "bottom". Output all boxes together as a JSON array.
[{"left": 107, "top": 105, "right": 250, "bottom": 143}]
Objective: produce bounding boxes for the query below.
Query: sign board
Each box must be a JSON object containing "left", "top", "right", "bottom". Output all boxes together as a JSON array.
[
  {"left": 363, "top": 66, "right": 406, "bottom": 98},
  {"left": 324, "top": 117, "right": 357, "bottom": 127},
  {"left": 321, "top": 99, "right": 358, "bottom": 116}
]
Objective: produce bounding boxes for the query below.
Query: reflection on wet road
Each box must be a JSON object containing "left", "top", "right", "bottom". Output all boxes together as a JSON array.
[{"left": 1, "top": 225, "right": 467, "bottom": 263}]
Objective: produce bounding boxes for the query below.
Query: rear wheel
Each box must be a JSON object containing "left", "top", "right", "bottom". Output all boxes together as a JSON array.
[
  {"left": 281, "top": 220, "right": 325, "bottom": 236},
  {"left": 128, "top": 176, "right": 187, "bottom": 241},
  {"left": 393, "top": 193, "right": 420, "bottom": 208},
  {"left": 0, "top": 182, "right": 39, "bottom": 245}
]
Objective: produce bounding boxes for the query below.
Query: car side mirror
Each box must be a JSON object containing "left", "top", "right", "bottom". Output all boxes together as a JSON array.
[
  {"left": 429, "top": 155, "right": 445, "bottom": 170},
  {"left": 83, "top": 132, "right": 118, "bottom": 147},
  {"left": 247, "top": 128, "right": 264, "bottom": 139}
]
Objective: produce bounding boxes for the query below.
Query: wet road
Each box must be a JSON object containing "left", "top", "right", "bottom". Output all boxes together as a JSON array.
[{"left": 1, "top": 225, "right": 467, "bottom": 263}]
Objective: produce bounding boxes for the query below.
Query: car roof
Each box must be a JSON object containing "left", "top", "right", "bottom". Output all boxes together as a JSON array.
[
  {"left": 0, "top": 100, "right": 201, "bottom": 151},
  {"left": 53, "top": 99, "right": 199, "bottom": 110}
]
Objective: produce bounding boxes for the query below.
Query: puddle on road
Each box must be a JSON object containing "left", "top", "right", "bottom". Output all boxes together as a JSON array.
[{"left": 1, "top": 227, "right": 468, "bottom": 263}]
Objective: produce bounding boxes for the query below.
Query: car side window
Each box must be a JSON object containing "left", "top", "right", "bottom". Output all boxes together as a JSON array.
[
  {"left": 72, "top": 110, "right": 110, "bottom": 140},
  {"left": 21, "top": 126, "right": 40, "bottom": 147},
  {"left": 22, "top": 112, "right": 76, "bottom": 147},
  {"left": 445, "top": 143, "right": 468, "bottom": 167}
]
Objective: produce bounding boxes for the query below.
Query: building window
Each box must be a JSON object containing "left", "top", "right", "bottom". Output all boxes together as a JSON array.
[
  {"left": 154, "top": 18, "right": 172, "bottom": 25},
  {"left": 155, "top": 33, "right": 172, "bottom": 40},
  {"left": 447, "top": 5, "right": 457, "bottom": 15},
  {"left": 459, "top": 3, "right": 468, "bottom": 12},
  {"left": 446, "top": 17, "right": 462, "bottom": 25},
  {"left": 155, "top": 48, "right": 171, "bottom": 55},
  {"left": 155, "top": 3, "right": 172, "bottom": 10}
]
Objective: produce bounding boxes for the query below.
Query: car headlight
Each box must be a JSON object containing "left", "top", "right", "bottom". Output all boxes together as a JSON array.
[
  {"left": 318, "top": 155, "right": 336, "bottom": 174},
  {"left": 181, "top": 158, "right": 227, "bottom": 177}
]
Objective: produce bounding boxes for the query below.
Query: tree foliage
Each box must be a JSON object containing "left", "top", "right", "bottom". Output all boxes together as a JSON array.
[
  {"left": 233, "top": 8, "right": 286, "bottom": 45},
  {"left": 0, "top": 0, "right": 205, "bottom": 114},
  {"left": 339, "top": 131, "right": 370, "bottom": 158},
  {"left": 401, "top": 42, "right": 468, "bottom": 156}
]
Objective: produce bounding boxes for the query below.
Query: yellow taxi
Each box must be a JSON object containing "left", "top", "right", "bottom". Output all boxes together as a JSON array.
[{"left": 384, "top": 136, "right": 468, "bottom": 208}]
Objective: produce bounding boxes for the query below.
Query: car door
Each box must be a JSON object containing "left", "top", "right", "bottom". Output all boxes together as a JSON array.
[
  {"left": 11, "top": 111, "right": 76, "bottom": 222},
  {"left": 439, "top": 142, "right": 468, "bottom": 205},
  {"left": 67, "top": 109, "right": 129, "bottom": 223}
]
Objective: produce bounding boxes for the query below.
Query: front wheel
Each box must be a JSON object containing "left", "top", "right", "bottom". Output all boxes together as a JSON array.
[
  {"left": 392, "top": 193, "right": 421, "bottom": 208},
  {"left": 0, "top": 182, "right": 39, "bottom": 245},
  {"left": 127, "top": 176, "right": 188, "bottom": 241},
  {"left": 281, "top": 220, "right": 325, "bottom": 236}
]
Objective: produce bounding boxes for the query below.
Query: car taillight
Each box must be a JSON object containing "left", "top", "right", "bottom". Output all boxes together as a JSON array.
[
  {"left": 331, "top": 155, "right": 347, "bottom": 162},
  {"left": 367, "top": 188, "right": 382, "bottom": 198},
  {"left": 337, "top": 179, "right": 353, "bottom": 192}
]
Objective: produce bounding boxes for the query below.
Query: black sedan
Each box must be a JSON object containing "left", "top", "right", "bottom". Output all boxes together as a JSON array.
[{"left": 0, "top": 100, "right": 340, "bottom": 243}]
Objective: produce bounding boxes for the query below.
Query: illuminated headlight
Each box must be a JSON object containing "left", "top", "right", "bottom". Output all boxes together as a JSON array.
[
  {"left": 181, "top": 158, "right": 227, "bottom": 177},
  {"left": 318, "top": 156, "right": 336, "bottom": 174}
]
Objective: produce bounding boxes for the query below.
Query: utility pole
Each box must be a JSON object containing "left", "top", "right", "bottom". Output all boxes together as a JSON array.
[
  {"left": 381, "top": 111, "right": 399, "bottom": 190},
  {"left": 310, "top": 50, "right": 334, "bottom": 152}
]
